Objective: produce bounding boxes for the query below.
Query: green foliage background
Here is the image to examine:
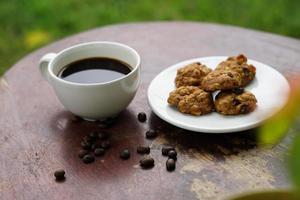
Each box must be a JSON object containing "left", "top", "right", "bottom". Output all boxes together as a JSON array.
[{"left": 0, "top": 0, "right": 299, "bottom": 75}]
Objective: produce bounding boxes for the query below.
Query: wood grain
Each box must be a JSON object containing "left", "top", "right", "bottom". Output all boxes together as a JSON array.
[{"left": 1, "top": 22, "right": 300, "bottom": 200}]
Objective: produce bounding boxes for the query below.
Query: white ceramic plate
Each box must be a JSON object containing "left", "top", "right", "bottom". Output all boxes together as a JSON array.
[{"left": 147, "top": 56, "right": 290, "bottom": 133}]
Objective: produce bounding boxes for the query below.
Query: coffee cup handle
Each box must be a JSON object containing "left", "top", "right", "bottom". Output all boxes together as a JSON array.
[{"left": 39, "top": 53, "right": 56, "bottom": 82}]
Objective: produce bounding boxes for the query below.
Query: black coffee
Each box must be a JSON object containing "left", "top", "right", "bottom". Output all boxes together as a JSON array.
[{"left": 58, "top": 57, "right": 132, "bottom": 84}]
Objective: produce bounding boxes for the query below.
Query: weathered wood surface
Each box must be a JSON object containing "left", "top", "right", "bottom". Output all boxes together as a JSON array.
[{"left": 1, "top": 22, "right": 300, "bottom": 200}]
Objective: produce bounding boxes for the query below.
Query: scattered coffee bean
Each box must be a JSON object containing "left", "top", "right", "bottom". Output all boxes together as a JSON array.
[
  {"left": 100, "top": 141, "right": 111, "bottom": 149},
  {"left": 140, "top": 157, "right": 155, "bottom": 169},
  {"left": 120, "top": 149, "right": 130, "bottom": 160},
  {"left": 137, "top": 146, "right": 150, "bottom": 154},
  {"left": 146, "top": 129, "right": 157, "bottom": 139},
  {"left": 81, "top": 141, "right": 91, "bottom": 150},
  {"left": 91, "top": 143, "right": 97, "bottom": 150},
  {"left": 82, "top": 154, "right": 95, "bottom": 164},
  {"left": 83, "top": 135, "right": 93, "bottom": 143},
  {"left": 162, "top": 146, "right": 175, "bottom": 156},
  {"left": 166, "top": 159, "right": 176, "bottom": 171},
  {"left": 78, "top": 149, "right": 88, "bottom": 158},
  {"left": 168, "top": 150, "right": 177, "bottom": 160},
  {"left": 89, "top": 131, "right": 99, "bottom": 139},
  {"left": 94, "top": 148, "right": 105, "bottom": 156},
  {"left": 137, "top": 112, "right": 147, "bottom": 122},
  {"left": 54, "top": 169, "right": 65, "bottom": 181},
  {"left": 98, "top": 132, "right": 109, "bottom": 140}
]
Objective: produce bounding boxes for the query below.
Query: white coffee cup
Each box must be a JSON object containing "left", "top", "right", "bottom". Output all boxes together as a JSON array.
[{"left": 39, "top": 41, "right": 141, "bottom": 120}]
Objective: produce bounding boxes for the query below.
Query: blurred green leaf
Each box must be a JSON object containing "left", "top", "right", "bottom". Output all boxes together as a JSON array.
[
  {"left": 289, "top": 133, "right": 300, "bottom": 196},
  {"left": 259, "top": 78, "right": 300, "bottom": 146},
  {"left": 259, "top": 115, "right": 293, "bottom": 145},
  {"left": 24, "top": 29, "right": 51, "bottom": 49}
]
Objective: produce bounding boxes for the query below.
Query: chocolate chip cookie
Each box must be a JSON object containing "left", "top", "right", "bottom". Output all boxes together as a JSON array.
[
  {"left": 175, "top": 62, "right": 212, "bottom": 88},
  {"left": 216, "top": 54, "right": 256, "bottom": 87},
  {"left": 177, "top": 89, "right": 214, "bottom": 115},
  {"left": 168, "top": 86, "right": 214, "bottom": 115},
  {"left": 214, "top": 89, "right": 257, "bottom": 115},
  {"left": 167, "top": 86, "right": 200, "bottom": 106},
  {"left": 201, "top": 70, "right": 242, "bottom": 92}
]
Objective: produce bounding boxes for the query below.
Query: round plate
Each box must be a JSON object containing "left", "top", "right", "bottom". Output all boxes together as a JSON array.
[{"left": 147, "top": 56, "right": 290, "bottom": 133}]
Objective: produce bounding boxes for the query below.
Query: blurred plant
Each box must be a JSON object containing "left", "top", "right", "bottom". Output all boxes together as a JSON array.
[
  {"left": 24, "top": 29, "right": 51, "bottom": 49},
  {"left": 259, "top": 75, "right": 300, "bottom": 195}
]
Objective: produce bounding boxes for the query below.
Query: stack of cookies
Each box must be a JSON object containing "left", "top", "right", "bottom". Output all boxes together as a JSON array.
[{"left": 167, "top": 54, "right": 257, "bottom": 116}]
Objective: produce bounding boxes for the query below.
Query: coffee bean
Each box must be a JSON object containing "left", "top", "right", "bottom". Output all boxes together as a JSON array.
[
  {"left": 78, "top": 149, "right": 88, "bottom": 158},
  {"left": 166, "top": 159, "right": 176, "bottom": 171},
  {"left": 162, "top": 146, "right": 175, "bottom": 156},
  {"left": 81, "top": 141, "right": 91, "bottom": 150},
  {"left": 82, "top": 154, "right": 95, "bottom": 164},
  {"left": 140, "top": 157, "right": 155, "bottom": 169},
  {"left": 146, "top": 129, "right": 157, "bottom": 139},
  {"left": 168, "top": 150, "right": 177, "bottom": 160},
  {"left": 100, "top": 141, "right": 111, "bottom": 149},
  {"left": 120, "top": 149, "right": 130, "bottom": 160},
  {"left": 54, "top": 169, "right": 65, "bottom": 181},
  {"left": 137, "top": 146, "right": 150, "bottom": 154},
  {"left": 137, "top": 112, "right": 147, "bottom": 122},
  {"left": 83, "top": 135, "right": 93, "bottom": 143},
  {"left": 91, "top": 143, "right": 97, "bottom": 150},
  {"left": 94, "top": 148, "right": 105, "bottom": 156},
  {"left": 89, "top": 131, "right": 99, "bottom": 139},
  {"left": 98, "top": 132, "right": 109, "bottom": 140}
]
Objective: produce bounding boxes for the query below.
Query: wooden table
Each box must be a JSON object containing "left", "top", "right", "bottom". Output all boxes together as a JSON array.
[{"left": 1, "top": 22, "right": 300, "bottom": 200}]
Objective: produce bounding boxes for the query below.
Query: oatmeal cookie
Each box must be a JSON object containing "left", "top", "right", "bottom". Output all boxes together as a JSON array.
[
  {"left": 175, "top": 62, "right": 212, "bottom": 87},
  {"left": 216, "top": 54, "right": 256, "bottom": 86},
  {"left": 177, "top": 89, "right": 214, "bottom": 115},
  {"left": 201, "top": 70, "right": 242, "bottom": 92},
  {"left": 214, "top": 89, "right": 257, "bottom": 115},
  {"left": 167, "top": 86, "right": 199, "bottom": 106}
]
